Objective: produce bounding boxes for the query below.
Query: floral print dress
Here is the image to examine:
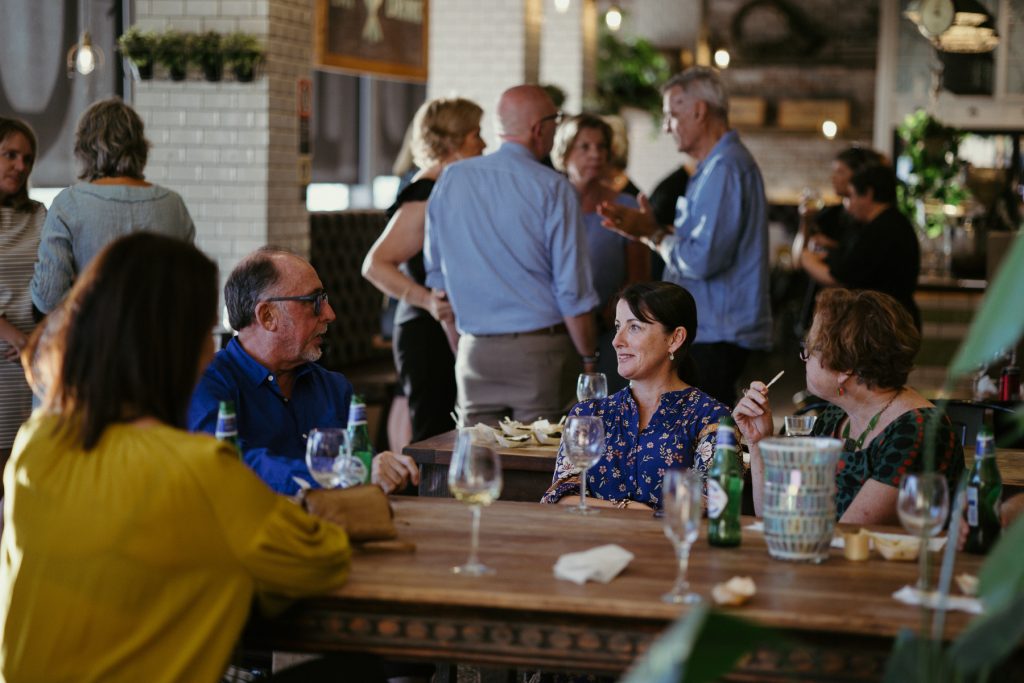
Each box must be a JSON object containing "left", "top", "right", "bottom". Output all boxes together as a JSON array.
[{"left": 542, "top": 386, "right": 731, "bottom": 508}]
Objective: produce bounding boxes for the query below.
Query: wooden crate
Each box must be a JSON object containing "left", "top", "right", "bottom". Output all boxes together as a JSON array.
[
  {"left": 777, "top": 99, "right": 851, "bottom": 131},
  {"left": 730, "top": 96, "right": 767, "bottom": 127}
]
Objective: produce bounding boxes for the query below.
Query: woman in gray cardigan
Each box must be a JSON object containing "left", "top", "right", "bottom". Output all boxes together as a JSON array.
[{"left": 31, "top": 98, "right": 195, "bottom": 314}]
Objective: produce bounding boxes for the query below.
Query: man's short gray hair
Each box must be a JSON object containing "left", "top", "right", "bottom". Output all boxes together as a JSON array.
[
  {"left": 224, "top": 247, "right": 295, "bottom": 330},
  {"left": 663, "top": 67, "right": 729, "bottom": 124}
]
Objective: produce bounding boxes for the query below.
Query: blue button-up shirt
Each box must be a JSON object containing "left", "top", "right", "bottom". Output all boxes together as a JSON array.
[
  {"left": 657, "top": 130, "right": 772, "bottom": 350},
  {"left": 424, "top": 142, "right": 599, "bottom": 335},
  {"left": 187, "top": 338, "right": 353, "bottom": 495}
]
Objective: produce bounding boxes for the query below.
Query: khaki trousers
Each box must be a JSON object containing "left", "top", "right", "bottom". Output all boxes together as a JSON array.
[{"left": 456, "top": 332, "right": 579, "bottom": 425}]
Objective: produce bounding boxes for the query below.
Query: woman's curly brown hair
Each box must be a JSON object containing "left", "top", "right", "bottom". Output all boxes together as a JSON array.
[{"left": 808, "top": 288, "right": 919, "bottom": 390}]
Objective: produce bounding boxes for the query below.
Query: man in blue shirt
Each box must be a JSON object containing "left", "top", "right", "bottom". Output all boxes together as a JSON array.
[
  {"left": 424, "top": 84, "right": 600, "bottom": 424},
  {"left": 188, "top": 248, "right": 419, "bottom": 497},
  {"left": 599, "top": 67, "right": 772, "bottom": 406}
]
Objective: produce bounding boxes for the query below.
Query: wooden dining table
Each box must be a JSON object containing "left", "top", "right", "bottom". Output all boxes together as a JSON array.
[
  {"left": 405, "top": 430, "right": 1024, "bottom": 501},
  {"left": 246, "top": 497, "right": 999, "bottom": 681}
]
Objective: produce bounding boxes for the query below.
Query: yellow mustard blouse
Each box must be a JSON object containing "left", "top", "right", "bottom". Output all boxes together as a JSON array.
[{"left": 0, "top": 415, "right": 351, "bottom": 683}]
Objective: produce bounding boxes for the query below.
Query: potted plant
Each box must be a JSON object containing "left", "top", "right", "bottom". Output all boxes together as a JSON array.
[
  {"left": 594, "top": 32, "right": 671, "bottom": 126},
  {"left": 896, "top": 109, "right": 968, "bottom": 239},
  {"left": 222, "top": 32, "right": 264, "bottom": 82},
  {"left": 188, "top": 30, "right": 223, "bottom": 82},
  {"left": 155, "top": 30, "right": 190, "bottom": 81},
  {"left": 117, "top": 26, "right": 157, "bottom": 80}
]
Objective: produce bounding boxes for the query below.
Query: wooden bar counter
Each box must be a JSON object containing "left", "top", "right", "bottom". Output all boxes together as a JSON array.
[{"left": 246, "top": 497, "right": 994, "bottom": 680}]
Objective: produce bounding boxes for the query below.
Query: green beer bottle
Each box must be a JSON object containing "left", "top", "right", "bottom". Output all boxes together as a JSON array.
[
  {"left": 215, "top": 400, "right": 241, "bottom": 458},
  {"left": 964, "top": 427, "right": 1002, "bottom": 555},
  {"left": 346, "top": 394, "right": 373, "bottom": 485},
  {"left": 707, "top": 416, "right": 743, "bottom": 547}
]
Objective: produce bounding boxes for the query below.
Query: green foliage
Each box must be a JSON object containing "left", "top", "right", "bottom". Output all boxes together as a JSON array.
[
  {"left": 187, "top": 30, "right": 223, "bottom": 70},
  {"left": 595, "top": 32, "right": 671, "bottom": 125},
  {"left": 222, "top": 32, "right": 265, "bottom": 71},
  {"left": 116, "top": 26, "right": 157, "bottom": 67},
  {"left": 896, "top": 110, "right": 968, "bottom": 238},
  {"left": 154, "top": 30, "right": 189, "bottom": 73},
  {"left": 620, "top": 603, "right": 782, "bottom": 683}
]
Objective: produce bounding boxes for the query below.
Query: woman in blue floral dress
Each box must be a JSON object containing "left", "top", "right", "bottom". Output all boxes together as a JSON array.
[{"left": 542, "top": 282, "right": 731, "bottom": 510}]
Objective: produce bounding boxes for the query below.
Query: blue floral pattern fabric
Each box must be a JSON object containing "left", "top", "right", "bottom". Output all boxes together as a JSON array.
[{"left": 542, "top": 386, "right": 730, "bottom": 508}]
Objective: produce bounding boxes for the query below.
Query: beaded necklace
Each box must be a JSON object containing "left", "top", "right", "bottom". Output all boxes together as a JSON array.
[{"left": 841, "top": 388, "right": 902, "bottom": 451}]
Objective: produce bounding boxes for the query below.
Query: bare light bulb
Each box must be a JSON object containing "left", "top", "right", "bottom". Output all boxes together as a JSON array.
[
  {"left": 713, "top": 49, "right": 730, "bottom": 68},
  {"left": 76, "top": 46, "right": 97, "bottom": 74},
  {"left": 821, "top": 120, "right": 838, "bottom": 140},
  {"left": 605, "top": 6, "right": 622, "bottom": 31},
  {"left": 67, "top": 31, "right": 104, "bottom": 77},
  {"left": 554, "top": 0, "right": 570, "bottom": 13}
]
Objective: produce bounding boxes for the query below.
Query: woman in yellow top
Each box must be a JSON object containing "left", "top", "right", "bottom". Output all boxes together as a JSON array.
[{"left": 0, "top": 233, "right": 351, "bottom": 683}]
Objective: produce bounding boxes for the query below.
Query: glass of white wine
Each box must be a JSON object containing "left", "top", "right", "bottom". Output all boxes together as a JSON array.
[
  {"left": 305, "top": 428, "right": 353, "bottom": 489},
  {"left": 897, "top": 472, "right": 949, "bottom": 590},
  {"left": 661, "top": 468, "right": 703, "bottom": 604},
  {"left": 448, "top": 429, "right": 503, "bottom": 576},
  {"left": 576, "top": 372, "right": 609, "bottom": 402},
  {"left": 563, "top": 415, "right": 605, "bottom": 515}
]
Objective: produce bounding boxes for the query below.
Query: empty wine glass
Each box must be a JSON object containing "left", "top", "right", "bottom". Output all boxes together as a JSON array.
[
  {"left": 897, "top": 473, "right": 949, "bottom": 590},
  {"left": 448, "top": 429, "right": 503, "bottom": 576},
  {"left": 661, "top": 468, "right": 703, "bottom": 604},
  {"left": 576, "top": 373, "right": 608, "bottom": 402},
  {"left": 305, "top": 428, "right": 361, "bottom": 489},
  {"left": 784, "top": 415, "right": 817, "bottom": 436},
  {"left": 563, "top": 415, "right": 605, "bottom": 515}
]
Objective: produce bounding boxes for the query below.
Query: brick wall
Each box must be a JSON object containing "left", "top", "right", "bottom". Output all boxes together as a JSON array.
[{"left": 133, "top": 0, "right": 309, "bottom": 309}]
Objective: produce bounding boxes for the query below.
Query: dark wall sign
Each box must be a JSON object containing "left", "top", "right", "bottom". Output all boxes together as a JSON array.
[{"left": 314, "top": 0, "right": 428, "bottom": 82}]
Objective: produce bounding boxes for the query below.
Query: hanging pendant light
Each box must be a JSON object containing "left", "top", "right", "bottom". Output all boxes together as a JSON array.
[
  {"left": 904, "top": 0, "right": 999, "bottom": 54},
  {"left": 553, "top": 0, "right": 571, "bottom": 13},
  {"left": 605, "top": 5, "right": 623, "bottom": 31},
  {"left": 67, "top": 30, "right": 105, "bottom": 76}
]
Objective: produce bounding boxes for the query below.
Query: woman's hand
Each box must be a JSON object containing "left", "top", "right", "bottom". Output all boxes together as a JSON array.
[
  {"left": 0, "top": 317, "right": 29, "bottom": 362},
  {"left": 733, "top": 381, "right": 774, "bottom": 446}
]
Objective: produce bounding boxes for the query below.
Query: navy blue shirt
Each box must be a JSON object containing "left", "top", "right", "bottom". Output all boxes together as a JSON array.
[{"left": 187, "top": 338, "right": 353, "bottom": 495}]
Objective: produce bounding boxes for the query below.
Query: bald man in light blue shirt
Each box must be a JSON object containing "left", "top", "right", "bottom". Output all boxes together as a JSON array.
[{"left": 425, "top": 85, "right": 599, "bottom": 424}]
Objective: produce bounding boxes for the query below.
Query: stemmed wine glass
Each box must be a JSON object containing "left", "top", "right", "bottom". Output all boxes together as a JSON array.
[
  {"left": 576, "top": 373, "right": 608, "bottom": 402},
  {"left": 448, "top": 429, "right": 503, "bottom": 576},
  {"left": 305, "top": 428, "right": 363, "bottom": 489},
  {"left": 563, "top": 415, "right": 605, "bottom": 515},
  {"left": 661, "top": 468, "right": 703, "bottom": 604},
  {"left": 897, "top": 473, "right": 950, "bottom": 591},
  {"left": 784, "top": 415, "right": 817, "bottom": 436}
]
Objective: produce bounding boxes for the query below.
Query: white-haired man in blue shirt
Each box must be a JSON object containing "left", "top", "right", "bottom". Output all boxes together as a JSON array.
[{"left": 424, "top": 84, "right": 599, "bottom": 425}]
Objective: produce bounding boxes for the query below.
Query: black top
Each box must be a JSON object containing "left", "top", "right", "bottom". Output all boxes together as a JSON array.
[
  {"left": 814, "top": 204, "right": 854, "bottom": 244},
  {"left": 825, "top": 206, "right": 921, "bottom": 329},
  {"left": 386, "top": 178, "right": 436, "bottom": 326},
  {"left": 648, "top": 165, "right": 691, "bottom": 227}
]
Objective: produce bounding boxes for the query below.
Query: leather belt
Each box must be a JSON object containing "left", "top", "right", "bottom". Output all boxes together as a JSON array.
[{"left": 478, "top": 323, "right": 567, "bottom": 338}]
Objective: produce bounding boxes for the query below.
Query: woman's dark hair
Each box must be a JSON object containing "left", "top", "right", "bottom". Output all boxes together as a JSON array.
[
  {"left": 835, "top": 146, "right": 884, "bottom": 176},
  {"left": 25, "top": 233, "right": 218, "bottom": 450},
  {"left": 809, "top": 288, "right": 919, "bottom": 390},
  {"left": 0, "top": 116, "right": 38, "bottom": 209},
  {"left": 74, "top": 97, "right": 150, "bottom": 180},
  {"left": 619, "top": 281, "right": 700, "bottom": 385},
  {"left": 850, "top": 163, "right": 898, "bottom": 205}
]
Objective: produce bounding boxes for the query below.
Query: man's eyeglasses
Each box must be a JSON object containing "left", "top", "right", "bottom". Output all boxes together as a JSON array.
[
  {"left": 263, "top": 289, "right": 329, "bottom": 316},
  {"left": 538, "top": 111, "right": 564, "bottom": 127}
]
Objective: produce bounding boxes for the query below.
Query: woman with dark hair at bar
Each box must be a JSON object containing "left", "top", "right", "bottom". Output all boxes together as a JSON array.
[
  {"left": 30, "top": 97, "right": 195, "bottom": 315},
  {"left": 0, "top": 117, "right": 45, "bottom": 472},
  {"left": 0, "top": 233, "right": 361, "bottom": 682},
  {"left": 543, "top": 281, "right": 731, "bottom": 510}
]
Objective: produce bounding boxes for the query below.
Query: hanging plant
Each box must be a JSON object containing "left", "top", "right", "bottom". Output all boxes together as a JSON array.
[
  {"left": 896, "top": 109, "right": 968, "bottom": 238},
  {"left": 188, "top": 31, "right": 223, "bottom": 82},
  {"left": 155, "top": 30, "right": 190, "bottom": 81},
  {"left": 222, "top": 32, "right": 265, "bottom": 82},
  {"left": 594, "top": 32, "right": 671, "bottom": 125},
  {"left": 117, "top": 26, "right": 158, "bottom": 80}
]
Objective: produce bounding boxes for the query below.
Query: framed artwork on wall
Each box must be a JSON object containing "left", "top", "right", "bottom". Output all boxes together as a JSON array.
[{"left": 314, "top": 0, "right": 428, "bottom": 82}]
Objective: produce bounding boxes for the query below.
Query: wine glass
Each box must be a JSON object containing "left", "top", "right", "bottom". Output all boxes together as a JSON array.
[
  {"left": 661, "top": 468, "right": 703, "bottom": 604},
  {"left": 784, "top": 415, "right": 816, "bottom": 436},
  {"left": 897, "top": 473, "right": 949, "bottom": 591},
  {"left": 576, "top": 372, "right": 608, "bottom": 402},
  {"left": 305, "top": 428, "right": 360, "bottom": 489},
  {"left": 448, "top": 429, "right": 503, "bottom": 576},
  {"left": 563, "top": 415, "right": 605, "bottom": 515}
]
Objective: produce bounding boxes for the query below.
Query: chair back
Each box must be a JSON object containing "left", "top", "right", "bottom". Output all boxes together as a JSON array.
[{"left": 942, "top": 399, "right": 1021, "bottom": 447}]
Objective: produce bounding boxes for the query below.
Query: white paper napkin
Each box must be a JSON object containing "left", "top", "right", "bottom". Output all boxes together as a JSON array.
[
  {"left": 553, "top": 544, "right": 634, "bottom": 585},
  {"left": 892, "top": 586, "right": 983, "bottom": 615},
  {"left": 745, "top": 521, "right": 764, "bottom": 532}
]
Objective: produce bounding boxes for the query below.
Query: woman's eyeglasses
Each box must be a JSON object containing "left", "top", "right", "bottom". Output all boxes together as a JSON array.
[
  {"left": 798, "top": 341, "right": 818, "bottom": 362},
  {"left": 263, "top": 289, "right": 329, "bottom": 316}
]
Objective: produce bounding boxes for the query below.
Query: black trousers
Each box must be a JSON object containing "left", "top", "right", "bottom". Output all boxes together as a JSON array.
[
  {"left": 393, "top": 316, "right": 457, "bottom": 441},
  {"left": 688, "top": 342, "right": 750, "bottom": 408}
]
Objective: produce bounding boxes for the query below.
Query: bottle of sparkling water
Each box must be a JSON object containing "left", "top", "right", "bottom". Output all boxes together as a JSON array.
[
  {"left": 964, "top": 427, "right": 1002, "bottom": 554},
  {"left": 346, "top": 394, "right": 373, "bottom": 484},
  {"left": 707, "top": 416, "right": 743, "bottom": 547},
  {"left": 215, "top": 400, "right": 241, "bottom": 458}
]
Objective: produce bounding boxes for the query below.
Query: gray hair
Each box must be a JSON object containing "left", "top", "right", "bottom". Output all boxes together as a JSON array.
[
  {"left": 74, "top": 98, "right": 150, "bottom": 181},
  {"left": 663, "top": 67, "right": 729, "bottom": 124},
  {"left": 224, "top": 247, "right": 295, "bottom": 330}
]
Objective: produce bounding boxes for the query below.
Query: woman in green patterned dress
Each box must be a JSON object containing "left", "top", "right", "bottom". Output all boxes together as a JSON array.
[{"left": 733, "top": 288, "right": 964, "bottom": 525}]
